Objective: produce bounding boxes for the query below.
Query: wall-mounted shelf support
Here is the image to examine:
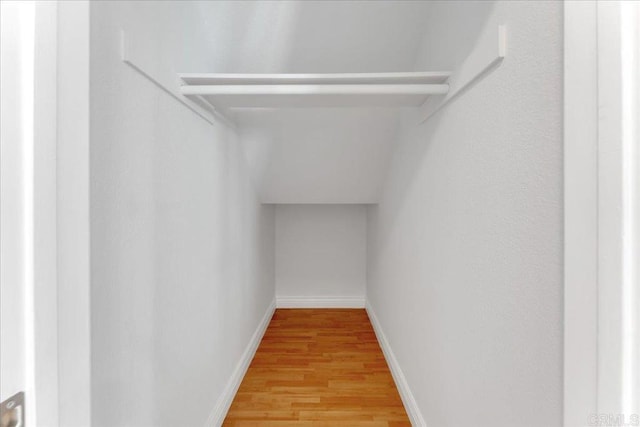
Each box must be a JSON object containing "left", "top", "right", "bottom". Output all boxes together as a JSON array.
[
  {"left": 120, "top": 30, "right": 236, "bottom": 128},
  {"left": 418, "top": 25, "right": 507, "bottom": 124}
]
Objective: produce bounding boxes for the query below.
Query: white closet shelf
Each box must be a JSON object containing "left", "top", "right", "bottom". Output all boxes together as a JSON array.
[{"left": 178, "top": 72, "right": 451, "bottom": 109}]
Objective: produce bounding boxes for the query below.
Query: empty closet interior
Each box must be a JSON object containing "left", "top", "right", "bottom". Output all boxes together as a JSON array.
[{"left": 86, "top": 1, "right": 563, "bottom": 426}]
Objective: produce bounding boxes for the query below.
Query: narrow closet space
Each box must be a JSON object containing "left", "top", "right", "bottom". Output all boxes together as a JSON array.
[
  {"left": 0, "top": 1, "right": 569, "bottom": 426},
  {"left": 88, "top": 1, "right": 562, "bottom": 426}
]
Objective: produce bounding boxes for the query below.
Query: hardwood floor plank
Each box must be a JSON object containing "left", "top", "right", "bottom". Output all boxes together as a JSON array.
[{"left": 223, "top": 309, "right": 410, "bottom": 425}]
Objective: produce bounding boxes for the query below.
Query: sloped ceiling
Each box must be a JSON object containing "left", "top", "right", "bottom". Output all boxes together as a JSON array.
[{"left": 194, "top": 1, "right": 431, "bottom": 203}]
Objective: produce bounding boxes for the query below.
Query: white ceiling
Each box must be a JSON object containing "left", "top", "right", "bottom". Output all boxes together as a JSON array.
[{"left": 193, "top": 1, "right": 432, "bottom": 204}]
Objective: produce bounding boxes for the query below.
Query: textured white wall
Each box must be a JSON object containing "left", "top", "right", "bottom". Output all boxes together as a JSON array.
[
  {"left": 367, "top": 1, "right": 563, "bottom": 426},
  {"left": 89, "top": 2, "right": 275, "bottom": 426},
  {"left": 276, "top": 205, "right": 367, "bottom": 301},
  {"left": 239, "top": 109, "right": 397, "bottom": 204}
]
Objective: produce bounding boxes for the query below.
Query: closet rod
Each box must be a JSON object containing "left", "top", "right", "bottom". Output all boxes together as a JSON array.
[
  {"left": 180, "top": 72, "right": 452, "bottom": 85},
  {"left": 180, "top": 84, "right": 450, "bottom": 96}
]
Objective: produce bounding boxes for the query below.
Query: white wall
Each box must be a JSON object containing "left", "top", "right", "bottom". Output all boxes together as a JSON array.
[
  {"left": 276, "top": 205, "right": 366, "bottom": 306},
  {"left": 89, "top": 2, "right": 275, "bottom": 426},
  {"left": 367, "top": 1, "right": 563, "bottom": 426},
  {"left": 239, "top": 109, "right": 398, "bottom": 204}
]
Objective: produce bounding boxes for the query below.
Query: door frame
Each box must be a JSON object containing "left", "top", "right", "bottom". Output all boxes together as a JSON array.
[
  {"left": 12, "top": 1, "right": 640, "bottom": 426},
  {"left": 564, "top": 1, "right": 640, "bottom": 425},
  {"left": 1, "top": 1, "right": 93, "bottom": 426},
  {"left": 54, "top": 1, "right": 92, "bottom": 426}
]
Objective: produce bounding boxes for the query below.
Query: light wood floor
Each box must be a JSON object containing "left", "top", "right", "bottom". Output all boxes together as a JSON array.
[{"left": 223, "top": 309, "right": 410, "bottom": 426}]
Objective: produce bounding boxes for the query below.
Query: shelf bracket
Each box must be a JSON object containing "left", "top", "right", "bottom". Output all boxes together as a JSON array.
[
  {"left": 120, "top": 30, "right": 235, "bottom": 129},
  {"left": 418, "top": 24, "right": 507, "bottom": 124}
]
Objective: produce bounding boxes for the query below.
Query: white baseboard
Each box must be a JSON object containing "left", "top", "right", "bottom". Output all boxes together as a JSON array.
[
  {"left": 276, "top": 296, "right": 365, "bottom": 308},
  {"left": 205, "top": 299, "right": 276, "bottom": 427},
  {"left": 365, "top": 300, "right": 427, "bottom": 427}
]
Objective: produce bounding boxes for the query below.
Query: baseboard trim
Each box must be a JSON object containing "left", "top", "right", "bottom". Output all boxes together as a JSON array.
[
  {"left": 365, "top": 300, "right": 427, "bottom": 427},
  {"left": 276, "top": 296, "right": 365, "bottom": 308},
  {"left": 205, "top": 298, "right": 276, "bottom": 427}
]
